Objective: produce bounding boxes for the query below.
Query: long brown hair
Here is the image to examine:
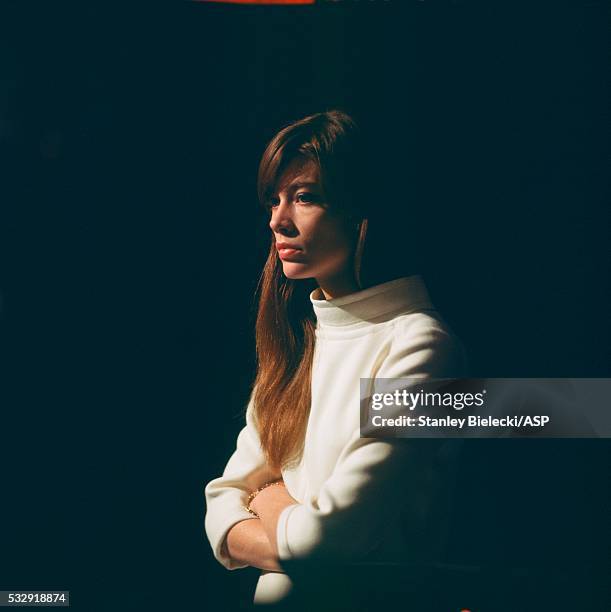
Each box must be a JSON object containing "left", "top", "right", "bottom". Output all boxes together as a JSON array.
[{"left": 252, "top": 109, "right": 390, "bottom": 471}]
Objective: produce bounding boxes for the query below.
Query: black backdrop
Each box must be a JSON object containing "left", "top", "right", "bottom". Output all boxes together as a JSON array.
[{"left": 1, "top": 2, "right": 609, "bottom": 611}]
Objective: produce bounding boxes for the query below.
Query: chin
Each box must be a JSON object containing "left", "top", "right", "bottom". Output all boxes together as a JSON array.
[{"left": 281, "top": 262, "right": 314, "bottom": 280}]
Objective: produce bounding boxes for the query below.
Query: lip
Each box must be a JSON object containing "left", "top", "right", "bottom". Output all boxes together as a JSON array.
[
  {"left": 276, "top": 242, "right": 304, "bottom": 260},
  {"left": 276, "top": 242, "right": 302, "bottom": 251}
]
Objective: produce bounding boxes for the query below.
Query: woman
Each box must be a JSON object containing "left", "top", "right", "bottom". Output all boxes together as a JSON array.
[{"left": 204, "top": 110, "right": 468, "bottom": 606}]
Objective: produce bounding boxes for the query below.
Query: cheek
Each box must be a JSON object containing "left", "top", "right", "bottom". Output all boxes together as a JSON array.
[{"left": 310, "top": 221, "right": 353, "bottom": 260}]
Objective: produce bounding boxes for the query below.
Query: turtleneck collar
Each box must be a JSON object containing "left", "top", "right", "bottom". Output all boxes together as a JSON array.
[{"left": 309, "top": 275, "right": 434, "bottom": 328}]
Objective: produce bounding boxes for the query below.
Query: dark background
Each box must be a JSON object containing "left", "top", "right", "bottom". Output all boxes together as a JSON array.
[{"left": 0, "top": 2, "right": 608, "bottom": 610}]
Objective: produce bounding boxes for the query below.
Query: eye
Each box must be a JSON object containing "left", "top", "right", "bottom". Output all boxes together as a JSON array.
[
  {"left": 296, "top": 192, "right": 318, "bottom": 204},
  {"left": 266, "top": 197, "right": 280, "bottom": 210}
]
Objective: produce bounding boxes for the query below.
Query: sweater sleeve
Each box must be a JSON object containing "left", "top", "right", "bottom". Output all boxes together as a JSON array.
[
  {"left": 204, "top": 391, "right": 280, "bottom": 570},
  {"left": 275, "top": 320, "right": 466, "bottom": 563}
]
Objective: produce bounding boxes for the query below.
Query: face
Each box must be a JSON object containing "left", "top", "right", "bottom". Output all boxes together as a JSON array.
[{"left": 268, "top": 157, "right": 356, "bottom": 285}]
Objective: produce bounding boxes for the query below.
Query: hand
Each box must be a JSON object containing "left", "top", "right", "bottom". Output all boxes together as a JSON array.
[
  {"left": 250, "top": 481, "right": 299, "bottom": 554},
  {"left": 249, "top": 481, "right": 295, "bottom": 516},
  {"left": 225, "top": 519, "right": 283, "bottom": 572}
]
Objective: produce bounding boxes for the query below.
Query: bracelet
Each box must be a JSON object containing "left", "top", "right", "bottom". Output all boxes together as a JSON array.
[{"left": 243, "top": 479, "right": 284, "bottom": 518}]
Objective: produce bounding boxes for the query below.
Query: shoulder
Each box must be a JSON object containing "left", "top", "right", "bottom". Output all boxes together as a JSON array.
[
  {"left": 379, "top": 310, "right": 468, "bottom": 378},
  {"left": 393, "top": 308, "right": 450, "bottom": 334}
]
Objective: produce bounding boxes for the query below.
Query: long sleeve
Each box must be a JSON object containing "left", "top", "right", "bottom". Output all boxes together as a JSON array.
[
  {"left": 275, "top": 318, "right": 466, "bottom": 563},
  {"left": 204, "top": 391, "right": 279, "bottom": 569},
  {"left": 276, "top": 431, "right": 413, "bottom": 561},
  {"left": 376, "top": 318, "right": 468, "bottom": 381}
]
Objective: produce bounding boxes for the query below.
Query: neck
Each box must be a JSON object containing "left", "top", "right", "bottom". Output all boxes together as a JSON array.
[{"left": 316, "top": 272, "right": 360, "bottom": 300}]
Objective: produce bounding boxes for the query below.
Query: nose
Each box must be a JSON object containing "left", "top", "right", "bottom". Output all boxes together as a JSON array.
[{"left": 269, "top": 199, "right": 297, "bottom": 236}]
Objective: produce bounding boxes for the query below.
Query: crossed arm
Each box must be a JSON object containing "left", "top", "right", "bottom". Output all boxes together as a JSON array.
[
  {"left": 225, "top": 482, "right": 298, "bottom": 571},
  {"left": 222, "top": 434, "right": 413, "bottom": 571},
  {"left": 207, "top": 326, "right": 466, "bottom": 572}
]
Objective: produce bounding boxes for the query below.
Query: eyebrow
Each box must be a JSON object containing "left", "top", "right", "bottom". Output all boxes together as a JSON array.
[
  {"left": 290, "top": 181, "right": 318, "bottom": 189},
  {"left": 273, "top": 181, "right": 320, "bottom": 197}
]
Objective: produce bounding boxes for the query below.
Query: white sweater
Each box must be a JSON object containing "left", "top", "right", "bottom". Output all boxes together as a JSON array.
[{"left": 204, "top": 275, "right": 468, "bottom": 605}]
